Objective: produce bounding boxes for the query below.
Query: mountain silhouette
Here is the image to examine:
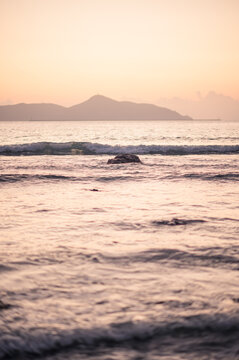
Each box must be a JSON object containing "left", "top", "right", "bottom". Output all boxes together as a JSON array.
[{"left": 0, "top": 95, "right": 192, "bottom": 121}]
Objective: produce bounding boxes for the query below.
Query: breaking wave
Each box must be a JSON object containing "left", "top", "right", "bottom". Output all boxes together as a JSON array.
[
  {"left": 1, "top": 314, "right": 239, "bottom": 359},
  {"left": 0, "top": 142, "right": 239, "bottom": 156}
]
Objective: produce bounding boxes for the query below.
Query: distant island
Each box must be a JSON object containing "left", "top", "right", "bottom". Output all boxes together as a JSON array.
[{"left": 0, "top": 95, "right": 192, "bottom": 121}]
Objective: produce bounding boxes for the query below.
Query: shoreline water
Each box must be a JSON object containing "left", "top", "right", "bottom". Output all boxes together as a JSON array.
[{"left": 0, "top": 120, "right": 238, "bottom": 359}]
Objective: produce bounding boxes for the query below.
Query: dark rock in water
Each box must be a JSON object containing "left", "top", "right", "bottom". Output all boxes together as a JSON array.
[
  {"left": 152, "top": 218, "right": 206, "bottom": 226},
  {"left": 90, "top": 188, "right": 99, "bottom": 192},
  {"left": 0, "top": 300, "right": 11, "bottom": 310},
  {"left": 107, "top": 154, "right": 141, "bottom": 164}
]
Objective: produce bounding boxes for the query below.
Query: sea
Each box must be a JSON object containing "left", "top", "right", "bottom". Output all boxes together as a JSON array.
[{"left": 0, "top": 120, "right": 239, "bottom": 360}]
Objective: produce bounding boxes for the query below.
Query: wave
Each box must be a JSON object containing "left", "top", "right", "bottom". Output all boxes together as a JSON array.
[
  {"left": 0, "top": 173, "right": 137, "bottom": 184},
  {"left": 1, "top": 314, "right": 239, "bottom": 359},
  {"left": 184, "top": 172, "right": 239, "bottom": 180},
  {"left": 99, "top": 247, "right": 239, "bottom": 271},
  {"left": 1, "top": 172, "right": 238, "bottom": 185},
  {"left": 0, "top": 174, "right": 78, "bottom": 183},
  {"left": 64, "top": 245, "right": 239, "bottom": 272},
  {"left": 0, "top": 141, "right": 239, "bottom": 156}
]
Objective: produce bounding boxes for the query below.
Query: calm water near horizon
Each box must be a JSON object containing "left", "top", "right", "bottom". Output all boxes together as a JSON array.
[{"left": 0, "top": 120, "right": 239, "bottom": 359}]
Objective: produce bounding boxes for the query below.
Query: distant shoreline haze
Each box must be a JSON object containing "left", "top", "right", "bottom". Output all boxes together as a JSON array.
[
  {"left": 0, "top": 95, "right": 192, "bottom": 121},
  {"left": 158, "top": 92, "right": 239, "bottom": 121}
]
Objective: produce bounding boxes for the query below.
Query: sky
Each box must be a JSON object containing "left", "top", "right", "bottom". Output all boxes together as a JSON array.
[{"left": 1, "top": 0, "right": 239, "bottom": 106}]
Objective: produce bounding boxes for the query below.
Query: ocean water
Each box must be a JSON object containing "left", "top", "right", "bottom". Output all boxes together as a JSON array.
[{"left": 0, "top": 120, "right": 239, "bottom": 360}]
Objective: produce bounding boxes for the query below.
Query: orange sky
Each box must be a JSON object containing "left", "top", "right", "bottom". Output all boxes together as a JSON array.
[{"left": 1, "top": 0, "right": 238, "bottom": 106}]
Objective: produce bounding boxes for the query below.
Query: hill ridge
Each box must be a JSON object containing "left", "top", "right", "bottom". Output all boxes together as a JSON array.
[{"left": 0, "top": 95, "right": 192, "bottom": 121}]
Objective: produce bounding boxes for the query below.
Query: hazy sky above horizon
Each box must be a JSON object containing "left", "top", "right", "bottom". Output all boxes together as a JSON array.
[{"left": 1, "top": 0, "right": 238, "bottom": 106}]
